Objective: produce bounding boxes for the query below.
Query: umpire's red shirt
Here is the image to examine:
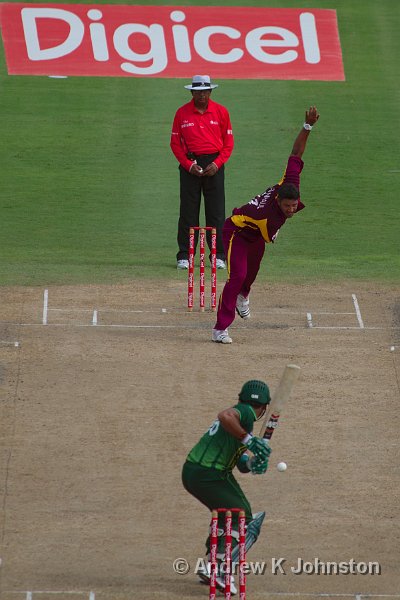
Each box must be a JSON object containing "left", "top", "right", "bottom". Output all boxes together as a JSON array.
[{"left": 170, "top": 98, "right": 234, "bottom": 172}]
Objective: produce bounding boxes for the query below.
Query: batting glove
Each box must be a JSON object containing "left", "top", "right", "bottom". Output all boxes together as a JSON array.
[
  {"left": 250, "top": 455, "right": 270, "bottom": 475},
  {"left": 246, "top": 436, "right": 271, "bottom": 460}
]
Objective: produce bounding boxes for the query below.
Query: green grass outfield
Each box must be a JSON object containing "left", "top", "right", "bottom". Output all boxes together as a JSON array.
[{"left": 0, "top": 0, "right": 399, "bottom": 286}]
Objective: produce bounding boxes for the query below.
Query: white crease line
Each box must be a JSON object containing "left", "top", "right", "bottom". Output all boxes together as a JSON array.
[
  {"left": 48, "top": 309, "right": 355, "bottom": 316},
  {"left": 47, "top": 308, "right": 178, "bottom": 314},
  {"left": 269, "top": 593, "right": 354, "bottom": 597},
  {"left": 352, "top": 293, "right": 365, "bottom": 329},
  {"left": 17, "top": 593, "right": 89, "bottom": 596},
  {"left": 92, "top": 310, "right": 98, "bottom": 326},
  {"left": 311, "top": 326, "right": 372, "bottom": 330},
  {"left": 0, "top": 322, "right": 396, "bottom": 331},
  {"left": 269, "top": 595, "right": 400, "bottom": 599},
  {"left": 311, "top": 312, "right": 354, "bottom": 315},
  {"left": 49, "top": 308, "right": 94, "bottom": 313},
  {"left": 34, "top": 307, "right": 362, "bottom": 317},
  {"left": 306, "top": 312, "right": 313, "bottom": 328},
  {"left": 2, "top": 322, "right": 212, "bottom": 330},
  {"left": 4, "top": 593, "right": 399, "bottom": 599},
  {"left": 42, "top": 289, "right": 49, "bottom": 325},
  {"left": 252, "top": 310, "right": 355, "bottom": 315}
]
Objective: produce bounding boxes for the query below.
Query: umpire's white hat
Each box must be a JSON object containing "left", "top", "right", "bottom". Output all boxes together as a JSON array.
[{"left": 184, "top": 75, "right": 218, "bottom": 90}]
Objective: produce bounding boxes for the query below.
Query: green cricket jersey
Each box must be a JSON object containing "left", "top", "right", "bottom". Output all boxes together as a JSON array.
[{"left": 186, "top": 403, "right": 257, "bottom": 472}]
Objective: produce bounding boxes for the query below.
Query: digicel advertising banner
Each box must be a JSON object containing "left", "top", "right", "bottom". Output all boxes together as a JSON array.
[{"left": 0, "top": 4, "right": 345, "bottom": 80}]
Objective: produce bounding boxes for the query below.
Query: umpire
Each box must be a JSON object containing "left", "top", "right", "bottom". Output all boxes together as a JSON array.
[{"left": 170, "top": 75, "right": 234, "bottom": 270}]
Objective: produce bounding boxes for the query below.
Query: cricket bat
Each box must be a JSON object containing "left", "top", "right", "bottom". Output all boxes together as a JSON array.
[{"left": 259, "top": 364, "right": 300, "bottom": 441}]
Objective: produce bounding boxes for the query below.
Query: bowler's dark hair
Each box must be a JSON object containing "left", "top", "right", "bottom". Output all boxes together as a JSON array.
[{"left": 277, "top": 182, "right": 299, "bottom": 200}]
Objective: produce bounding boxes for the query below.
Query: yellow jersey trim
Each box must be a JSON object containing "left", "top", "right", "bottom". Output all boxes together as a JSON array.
[{"left": 230, "top": 215, "right": 271, "bottom": 243}]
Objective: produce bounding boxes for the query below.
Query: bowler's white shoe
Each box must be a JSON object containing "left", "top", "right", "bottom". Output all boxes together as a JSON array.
[
  {"left": 216, "top": 259, "right": 226, "bottom": 269},
  {"left": 236, "top": 294, "right": 250, "bottom": 319},
  {"left": 177, "top": 259, "right": 189, "bottom": 269},
  {"left": 212, "top": 329, "right": 232, "bottom": 344}
]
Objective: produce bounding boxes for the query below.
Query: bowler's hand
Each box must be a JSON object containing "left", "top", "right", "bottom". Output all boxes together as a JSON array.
[
  {"left": 189, "top": 163, "right": 204, "bottom": 177},
  {"left": 202, "top": 162, "right": 218, "bottom": 177},
  {"left": 305, "top": 106, "right": 319, "bottom": 126}
]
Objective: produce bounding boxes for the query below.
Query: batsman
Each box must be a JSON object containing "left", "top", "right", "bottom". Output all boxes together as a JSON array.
[{"left": 181, "top": 380, "right": 271, "bottom": 594}]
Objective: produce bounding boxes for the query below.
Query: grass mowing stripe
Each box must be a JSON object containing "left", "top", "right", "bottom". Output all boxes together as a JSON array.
[{"left": 0, "top": 0, "right": 399, "bottom": 285}]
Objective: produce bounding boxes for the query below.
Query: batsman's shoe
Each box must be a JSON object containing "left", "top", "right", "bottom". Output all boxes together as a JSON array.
[
  {"left": 197, "top": 561, "right": 221, "bottom": 587},
  {"left": 216, "top": 575, "right": 237, "bottom": 596},
  {"left": 212, "top": 328, "right": 232, "bottom": 344},
  {"left": 236, "top": 294, "right": 250, "bottom": 319},
  {"left": 197, "top": 561, "right": 211, "bottom": 585},
  {"left": 177, "top": 259, "right": 189, "bottom": 269}
]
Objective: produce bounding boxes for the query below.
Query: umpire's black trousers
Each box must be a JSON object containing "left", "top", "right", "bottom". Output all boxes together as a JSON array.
[{"left": 176, "top": 153, "right": 226, "bottom": 261}]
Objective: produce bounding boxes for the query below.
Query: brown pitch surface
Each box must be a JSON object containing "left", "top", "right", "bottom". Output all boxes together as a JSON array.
[{"left": 0, "top": 281, "right": 399, "bottom": 599}]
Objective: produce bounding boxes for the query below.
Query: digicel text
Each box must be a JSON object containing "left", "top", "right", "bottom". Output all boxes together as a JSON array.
[{"left": 0, "top": 4, "right": 345, "bottom": 80}]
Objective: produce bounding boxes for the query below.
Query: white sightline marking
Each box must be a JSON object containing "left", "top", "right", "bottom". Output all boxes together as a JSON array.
[
  {"left": 92, "top": 310, "right": 98, "bottom": 326},
  {"left": 42, "top": 289, "right": 49, "bottom": 325},
  {"left": 89, "top": 592, "right": 96, "bottom": 600},
  {"left": 26, "top": 593, "right": 32, "bottom": 600},
  {"left": 352, "top": 293, "right": 365, "bottom": 329},
  {"left": 306, "top": 312, "right": 313, "bottom": 328}
]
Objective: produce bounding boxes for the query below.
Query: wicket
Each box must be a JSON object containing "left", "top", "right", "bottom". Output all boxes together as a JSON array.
[
  {"left": 188, "top": 227, "right": 217, "bottom": 312},
  {"left": 209, "top": 508, "right": 246, "bottom": 600}
]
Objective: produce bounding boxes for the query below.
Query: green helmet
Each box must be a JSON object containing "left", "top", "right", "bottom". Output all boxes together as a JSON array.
[{"left": 239, "top": 380, "right": 271, "bottom": 405}]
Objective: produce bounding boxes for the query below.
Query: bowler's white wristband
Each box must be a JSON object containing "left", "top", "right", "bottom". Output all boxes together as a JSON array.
[
  {"left": 241, "top": 433, "right": 253, "bottom": 445},
  {"left": 303, "top": 123, "right": 313, "bottom": 131}
]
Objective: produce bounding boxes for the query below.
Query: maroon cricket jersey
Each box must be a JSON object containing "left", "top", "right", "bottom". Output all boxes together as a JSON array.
[{"left": 230, "top": 155, "right": 305, "bottom": 243}]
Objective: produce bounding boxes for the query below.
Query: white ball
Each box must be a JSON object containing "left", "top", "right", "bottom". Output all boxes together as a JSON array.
[
  {"left": 390, "top": 346, "right": 395, "bottom": 352},
  {"left": 277, "top": 461, "right": 287, "bottom": 472}
]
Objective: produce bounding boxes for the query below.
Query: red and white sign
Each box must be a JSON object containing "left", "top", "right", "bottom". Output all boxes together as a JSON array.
[{"left": 0, "top": 4, "right": 345, "bottom": 80}]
